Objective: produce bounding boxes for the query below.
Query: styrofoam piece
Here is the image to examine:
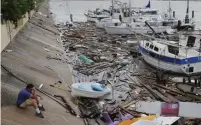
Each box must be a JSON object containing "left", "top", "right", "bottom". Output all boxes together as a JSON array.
[
  {"left": 179, "top": 102, "right": 201, "bottom": 118},
  {"left": 153, "top": 117, "right": 180, "bottom": 125},
  {"left": 135, "top": 101, "right": 162, "bottom": 114},
  {"left": 132, "top": 101, "right": 201, "bottom": 118},
  {"left": 131, "top": 120, "right": 158, "bottom": 125},
  {"left": 126, "top": 40, "right": 138, "bottom": 44}
]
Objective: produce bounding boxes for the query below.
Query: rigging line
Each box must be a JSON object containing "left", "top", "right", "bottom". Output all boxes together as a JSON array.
[{"left": 65, "top": 1, "right": 71, "bottom": 15}]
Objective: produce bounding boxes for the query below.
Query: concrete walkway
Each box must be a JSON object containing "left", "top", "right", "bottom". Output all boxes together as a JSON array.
[{"left": 1, "top": 1, "right": 84, "bottom": 125}]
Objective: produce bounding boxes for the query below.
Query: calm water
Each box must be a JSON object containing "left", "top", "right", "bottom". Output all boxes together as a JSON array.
[{"left": 49, "top": 0, "right": 201, "bottom": 27}]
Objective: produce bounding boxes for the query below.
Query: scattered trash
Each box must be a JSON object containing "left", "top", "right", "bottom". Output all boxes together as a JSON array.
[
  {"left": 5, "top": 49, "right": 12, "bottom": 53},
  {"left": 44, "top": 47, "right": 50, "bottom": 52},
  {"left": 46, "top": 55, "right": 61, "bottom": 60},
  {"left": 78, "top": 55, "right": 94, "bottom": 65},
  {"left": 57, "top": 22, "right": 201, "bottom": 125}
]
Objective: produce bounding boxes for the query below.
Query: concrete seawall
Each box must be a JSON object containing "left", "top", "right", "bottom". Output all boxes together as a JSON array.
[{"left": 1, "top": 0, "right": 84, "bottom": 124}]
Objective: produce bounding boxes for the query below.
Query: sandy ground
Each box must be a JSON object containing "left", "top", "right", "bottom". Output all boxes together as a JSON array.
[{"left": 1, "top": 1, "right": 84, "bottom": 125}]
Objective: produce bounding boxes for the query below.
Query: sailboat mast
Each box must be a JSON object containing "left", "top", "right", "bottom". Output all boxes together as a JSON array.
[
  {"left": 129, "top": 0, "right": 131, "bottom": 23},
  {"left": 185, "top": 0, "right": 189, "bottom": 23},
  {"left": 112, "top": 0, "right": 114, "bottom": 18},
  {"left": 168, "top": 0, "right": 172, "bottom": 19}
]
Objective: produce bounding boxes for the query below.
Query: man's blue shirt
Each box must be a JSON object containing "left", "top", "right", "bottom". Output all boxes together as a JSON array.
[{"left": 16, "top": 88, "right": 31, "bottom": 105}]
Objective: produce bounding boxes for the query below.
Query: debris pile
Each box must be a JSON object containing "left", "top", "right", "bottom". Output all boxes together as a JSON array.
[{"left": 57, "top": 22, "right": 201, "bottom": 125}]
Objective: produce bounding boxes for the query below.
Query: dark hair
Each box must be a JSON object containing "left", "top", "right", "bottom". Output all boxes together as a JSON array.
[{"left": 26, "top": 84, "right": 34, "bottom": 89}]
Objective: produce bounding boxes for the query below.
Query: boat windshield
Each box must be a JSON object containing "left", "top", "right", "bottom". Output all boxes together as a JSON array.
[
  {"left": 168, "top": 45, "right": 179, "bottom": 55},
  {"left": 187, "top": 36, "right": 196, "bottom": 47}
]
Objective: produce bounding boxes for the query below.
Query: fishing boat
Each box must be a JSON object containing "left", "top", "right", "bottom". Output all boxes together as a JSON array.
[
  {"left": 71, "top": 82, "right": 111, "bottom": 98},
  {"left": 133, "top": 9, "right": 164, "bottom": 26},
  {"left": 95, "top": 0, "right": 132, "bottom": 28},
  {"left": 138, "top": 35, "right": 201, "bottom": 75}
]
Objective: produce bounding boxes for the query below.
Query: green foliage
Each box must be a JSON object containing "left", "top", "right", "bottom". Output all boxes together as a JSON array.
[{"left": 1, "top": 0, "right": 42, "bottom": 27}]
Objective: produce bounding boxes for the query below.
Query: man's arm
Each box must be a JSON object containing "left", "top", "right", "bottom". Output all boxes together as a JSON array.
[
  {"left": 29, "top": 89, "right": 40, "bottom": 104},
  {"left": 29, "top": 89, "right": 36, "bottom": 99}
]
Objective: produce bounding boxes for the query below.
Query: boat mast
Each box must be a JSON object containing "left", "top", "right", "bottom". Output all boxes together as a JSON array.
[
  {"left": 112, "top": 0, "right": 114, "bottom": 18},
  {"left": 129, "top": 0, "right": 132, "bottom": 23},
  {"left": 168, "top": 0, "right": 172, "bottom": 19},
  {"left": 185, "top": 0, "right": 189, "bottom": 23}
]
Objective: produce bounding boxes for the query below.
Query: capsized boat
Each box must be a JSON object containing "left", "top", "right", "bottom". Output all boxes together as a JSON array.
[
  {"left": 139, "top": 35, "right": 201, "bottom": 75},
  {"left": 71, "top": 82, "right": 111, "bottom": 98}
]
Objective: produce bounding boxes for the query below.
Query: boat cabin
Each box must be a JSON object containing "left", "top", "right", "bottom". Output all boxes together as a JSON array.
[
  {"left": 139, "top": 9, "right": 159, "bottom": 15},
  {"left": 143, "top": 40, "right": 180, "bottom": 57}
]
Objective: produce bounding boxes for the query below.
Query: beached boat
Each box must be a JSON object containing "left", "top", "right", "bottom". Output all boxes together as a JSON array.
[
  {"left": 138, "top": 35, "right": 201, "bottom": 75},
  {"left": 71, "top": 82, "right": 111, "bottom": 98}
]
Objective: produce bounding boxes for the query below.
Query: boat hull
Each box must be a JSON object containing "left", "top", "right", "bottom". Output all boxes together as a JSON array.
[
  {"left": 86, "top": 15, "right": 99, "bottom": 22},
  {"left": 105, "top": 26, "right": 133, "bottom": 34},
  {"left": 96, "top": 18, "right": 121, "bottom": 29},
  {"left": 105, "top": 25, "right": 169, "bottom": 35},
  {"left": 85, "top": 13, "right": 110, "bottom": 22},
  {"left": 71, "top": 82, "right": 111, "bottom": 98},
  {"left": 139, "top": 45, "right": 201, "bottom": 75}
]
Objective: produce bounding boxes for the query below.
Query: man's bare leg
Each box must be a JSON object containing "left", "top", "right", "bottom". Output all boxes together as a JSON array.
[
  {"left": 32, "top": 91, "right": 45, "bottom": 111},
  {"left": 29, "top": 99, "right": 44, "bottom": 118}
]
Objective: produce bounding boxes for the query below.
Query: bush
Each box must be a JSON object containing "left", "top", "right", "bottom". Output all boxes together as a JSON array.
[{"left": 1, "top": 0, "right": 42, "bottom": 27}]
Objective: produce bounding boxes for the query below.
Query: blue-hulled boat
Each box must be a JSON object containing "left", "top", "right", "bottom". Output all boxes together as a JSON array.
[{"left": 138, "top": 35, "right": 201, "bottom": 75}]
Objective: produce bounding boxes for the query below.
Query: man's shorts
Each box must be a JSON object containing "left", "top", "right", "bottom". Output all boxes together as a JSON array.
[{"left": 18, "top": 99, "right": 33, "bottom": 108}]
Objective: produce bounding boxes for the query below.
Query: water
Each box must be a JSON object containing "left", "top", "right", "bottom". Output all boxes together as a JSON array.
[{"left": 49, "top": 0, "right": 201, "bottom": 26}]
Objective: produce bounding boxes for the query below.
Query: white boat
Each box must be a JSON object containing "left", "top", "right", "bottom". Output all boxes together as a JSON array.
[
  {"left": 84, "top": 9, "right": 110, "bottom": 22},
  {"left": 95, "top": 0, "right": 133, "bottom": 28},
  {"left": 71, "top": 82, "right": 111, "bottom": 98},
  {"left": 105, "top": 22, "right": 171, "bottom": 35},
  {"left": 96, "top": 18, "right": 121, "bottom": 28},
  {"left": 139, "top": 35, "right": 201, "bottom": 75}
]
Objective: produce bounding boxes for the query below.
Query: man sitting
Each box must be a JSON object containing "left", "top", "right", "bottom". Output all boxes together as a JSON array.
[{"left": 16, "top": 84, "right": 45, "bottom": 118}]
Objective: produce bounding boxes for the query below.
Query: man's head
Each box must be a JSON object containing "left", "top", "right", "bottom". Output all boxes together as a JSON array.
[{"left": 26, "top": 84, "right": 34, "bottom": 90}]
